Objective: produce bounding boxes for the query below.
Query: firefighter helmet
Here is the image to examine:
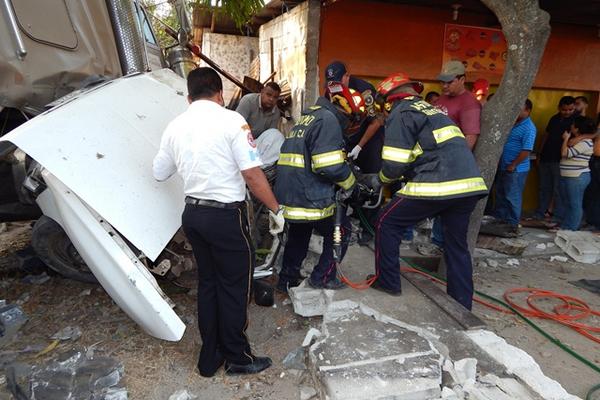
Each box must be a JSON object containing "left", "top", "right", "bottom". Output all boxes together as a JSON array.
[
  {"left": 326, "top": 81, "right": 367, "bottom": 129},
  {"left": 376, "top": 72, "right": 424, "bottom": 99},
  {"left": 375, "top": 72, "right": 424, "bottom": 112}
]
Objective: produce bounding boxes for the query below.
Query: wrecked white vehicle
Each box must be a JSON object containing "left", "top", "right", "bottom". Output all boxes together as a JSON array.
[{"left": 0, "top": 0, "right": 275, "bottom": 341}]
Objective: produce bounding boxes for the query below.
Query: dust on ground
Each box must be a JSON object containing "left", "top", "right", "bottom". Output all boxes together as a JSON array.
[{"left": 0, "top": 222, "right": 599, "bottom": 399}]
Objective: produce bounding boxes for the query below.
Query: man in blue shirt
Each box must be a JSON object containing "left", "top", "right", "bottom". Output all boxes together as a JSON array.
[{"left": 494, "top": 99, "right": 536, "bottom": 229}]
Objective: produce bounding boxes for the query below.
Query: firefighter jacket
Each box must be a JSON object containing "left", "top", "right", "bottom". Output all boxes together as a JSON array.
[
  {"left": 275, "top": 97, "right": 356, "bottom": 221},
  {"left": 379, "top": 96, "right": 488, "bottom": 200}
]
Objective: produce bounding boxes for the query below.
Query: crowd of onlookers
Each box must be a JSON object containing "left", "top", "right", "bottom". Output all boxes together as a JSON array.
[{"left": 493, "top": 95, "right": 600, "bottom": 233}]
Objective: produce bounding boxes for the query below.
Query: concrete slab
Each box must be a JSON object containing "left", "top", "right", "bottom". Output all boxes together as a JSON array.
[{"left": 311, "top": 310, "right": 442, "bottom": 400}]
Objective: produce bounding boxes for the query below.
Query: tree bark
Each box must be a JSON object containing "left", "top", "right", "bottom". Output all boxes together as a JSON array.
[{"left": 466, "top": 0, "right": 551, "bottom": 256}]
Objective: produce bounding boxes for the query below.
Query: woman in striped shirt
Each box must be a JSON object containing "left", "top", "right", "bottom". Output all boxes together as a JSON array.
[{"left": 558, "top": 116, "right": 596, "bottom": 230}]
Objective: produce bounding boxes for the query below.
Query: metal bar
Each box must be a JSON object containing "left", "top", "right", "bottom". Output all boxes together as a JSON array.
[{"left": 0, "top": 0, "right": 27, "bottom": 59}]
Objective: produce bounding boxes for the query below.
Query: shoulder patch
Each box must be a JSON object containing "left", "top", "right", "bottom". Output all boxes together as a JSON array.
[{"left": 309, "top": 106, "right": 321, "bottom": 110}]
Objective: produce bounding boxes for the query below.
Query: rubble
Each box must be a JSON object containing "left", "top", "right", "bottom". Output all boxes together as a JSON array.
[
  {"left": 288, "top": 281, "right": 334, "bottom": 317},
  {"left": 168, "top": 389, "right": 197, "bottom": 400},
  {"left": 282, "top": 347, "right": 306, "bottom": 370},
  {"left": 299, "top": 385, "right": 317, "bottom": 400},
  {"left": 477, "top": 237, "right": 529, "bottom": 256},
  {"left": 466, "top": 330, "right": 580, "bottom": 400},
  {"left": 51, "top": 326, "right": 82, "bottom": 341},
  {"left": 550, "top": 255, "right": 568, "bottom": 263}
]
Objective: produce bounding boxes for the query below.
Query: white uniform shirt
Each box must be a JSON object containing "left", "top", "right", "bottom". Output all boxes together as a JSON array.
[{"left": 153, "top": 100, "right": 262, "bottom": 202}]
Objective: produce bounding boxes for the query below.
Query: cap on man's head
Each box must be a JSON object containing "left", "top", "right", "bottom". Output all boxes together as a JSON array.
[
  {"left": 325, "top": 61, "right": 347, "bottom": 82},
  {"left": 437, "top": 60, "right": 465, "bottom": 82}
]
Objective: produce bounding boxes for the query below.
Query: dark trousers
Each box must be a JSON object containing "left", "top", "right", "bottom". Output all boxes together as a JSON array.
[
  {"left": 279, "top": 216, "right": 350, "bottom": 287},
  {"left": 375, "top": 196, "right": 479, "bottom": 310},
  {"left": 182, "top": 204, "right": 255, "bottom": 376}
]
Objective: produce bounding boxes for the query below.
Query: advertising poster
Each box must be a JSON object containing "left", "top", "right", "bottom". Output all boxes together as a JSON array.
[{"left": 442, "top": 24, "right": 507, "bottom": 75}]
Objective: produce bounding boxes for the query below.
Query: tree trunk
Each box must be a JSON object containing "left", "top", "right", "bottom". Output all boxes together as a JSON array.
[{"left": 466, "top": 0, "right": 551, "bottom": 256}]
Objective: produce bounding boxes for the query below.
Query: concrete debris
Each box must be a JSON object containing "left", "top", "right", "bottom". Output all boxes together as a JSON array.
[
  {"left": 299, "top": 385, "right": 317, "bottom": 400},
  {"left": 466, "top": 330, "right": 580, "bottom": 400},
  {"left": 0, "top": 222, "right": 7, "bottom": 233},
  {"left": 550, "top": 255, "right": 568, "bottom": 263},
  {"left": 547, "top": 242, "right": 555, "bottom": 248},
  {"left": 168, "top": 389, "right": 197, "bottom": 400},
  {"left": 52, "top": 326, "right": 82, "bottom": 341},
  {"left": 440, "top": 386, "right": 460, "bottom": 399},
  {"left": 282, "top": 347, "right": 306, "bottom": 370},
  {"left": 453, "top": 358, "right": 477, "bottom": 385},
  {"left": 80, "top": 289, "right": 92, "bottom": 296},
  {"left": 477, "top": 237, "right": 529, "bottom": 256},
  {"left": 288, "top": 280, "right": 334, "bottom": 317},
  {"left": 16, "top": 292, "right": 30, "bottom": 306},
  {"left": 487, "top": 260, "right": 499, "bottom": 268},
  {"left": 554, "top": 230, "right": 600, "bottom": 264},
  {"left": 21, "top": 272, "right": 51, "bottom": 285},
  {"left": 302, "top": 328, "right": 321, "bottom": 347},
  {"left": 478, "top": 374, "right": 536, "bottom": 400},
  {"left": 535, "top": 243, "right": 547, "bottom": 250},
  {"left": 505, "top": 259, "right": 520, "bottom": 267}
]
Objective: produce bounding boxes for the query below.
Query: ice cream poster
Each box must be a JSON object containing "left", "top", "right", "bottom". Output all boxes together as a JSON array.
[{"left": 443, "top": 24, "right": 507, "bottom": 75}]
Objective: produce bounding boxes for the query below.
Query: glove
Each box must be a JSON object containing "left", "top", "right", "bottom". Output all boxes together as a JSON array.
[
  {"left": 348, "top": 145, "right": 362, "bottom": 160},
  {"left": 268, "top": 206, "right": 285, "bottom": 235}
]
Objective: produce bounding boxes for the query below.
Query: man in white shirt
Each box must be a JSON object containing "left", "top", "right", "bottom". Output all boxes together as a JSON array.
[{"left": 153, "top": 67, "right": 284, "bottom": 377}]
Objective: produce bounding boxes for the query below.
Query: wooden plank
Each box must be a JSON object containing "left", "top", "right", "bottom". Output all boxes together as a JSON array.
[{"left": 401, "top": 271, "right": 486, "bottom": 330}]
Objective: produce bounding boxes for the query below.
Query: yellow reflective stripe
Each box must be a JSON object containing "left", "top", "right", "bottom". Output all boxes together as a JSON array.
[
  {"left": 312, "top": 150, "right": 345, "bottom": 169},
  {"left": 432, "top": 125, "right": 464, "bottom": 144},
  {"left": 278, "top": 153, "right": 305, "bottom": 168},
  {"left": 379, "top": 171, "right": 394, "bottom": 183},
  {"left": 336, "top": 173, "right": 356, "bottom": 190},
  {"left": 282, "top": 204, "right": 335, "bottom": 220},
  {"left": 382, "top": 143, "right": 423, "bottom": 163},
  {"left": 399, "top": 177, "right": 488, "bottom": 197}
]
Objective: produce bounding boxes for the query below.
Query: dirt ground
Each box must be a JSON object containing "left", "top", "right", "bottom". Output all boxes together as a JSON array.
[{"left": 0, "top": 222, "right": 599, "bottom": 399}]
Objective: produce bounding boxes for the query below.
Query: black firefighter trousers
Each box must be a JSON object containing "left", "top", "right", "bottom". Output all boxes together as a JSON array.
[
  {"left": 182, "top": 203, "right": 255, "bottom": 376},
  {"left": 375, "top": 195, "right": 479, "bottom": 310}
]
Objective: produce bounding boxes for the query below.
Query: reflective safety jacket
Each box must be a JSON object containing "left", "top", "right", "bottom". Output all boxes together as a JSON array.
[
  {"left": 275, "top": 97, "right": 356, "bottom": 221},
  {"left": 380, "top": 96, "right": 488, "bottom": 200}
]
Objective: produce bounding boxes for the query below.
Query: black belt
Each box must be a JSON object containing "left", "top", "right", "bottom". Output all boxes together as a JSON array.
[{"left": 185, "top": 196, "right": 244, "bottom": 209}]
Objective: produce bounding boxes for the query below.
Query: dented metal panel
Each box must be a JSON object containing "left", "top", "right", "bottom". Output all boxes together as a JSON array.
[{"left": 0, "top": 69, "right": 188, "bottom": 261}]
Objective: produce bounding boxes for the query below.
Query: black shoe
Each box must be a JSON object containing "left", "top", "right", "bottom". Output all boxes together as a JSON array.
[
  {"left": 225, "top": 356, "right": 272, "bottom": 375},
  {"left": 308, "top": 277, "right": 346, "bottom": 290},
  {"left": 275, "top": 279, "right": 301, "bottom": 293},
  {"left": 197, "top": 358, "right": 224, "bottom": 377},
  {"left": 366, "top": 274, "right": 402, "bottom": 296}
]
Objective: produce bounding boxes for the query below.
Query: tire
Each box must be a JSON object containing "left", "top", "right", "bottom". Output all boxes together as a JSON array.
[{"left": 31, "top": 216, "right": 97, "bottom": 283}]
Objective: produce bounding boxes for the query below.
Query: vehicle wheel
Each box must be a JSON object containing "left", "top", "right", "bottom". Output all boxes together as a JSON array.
[{"left": 31, "top": 216, "right": 97, "bottom": 283}]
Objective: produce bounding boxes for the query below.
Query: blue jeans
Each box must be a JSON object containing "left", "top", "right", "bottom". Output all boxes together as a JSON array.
[
  {"left": 559, "top": 172, "right": 591, "bottom": 230},
  {"left": 535, "top": 162, "right": 563, "bottom": 220},
  {"left": 494, "top": 170, "right": 528, "bottom": 226},
  {"left": 432, "top": 217, "right": 444, "bottom": 247}
]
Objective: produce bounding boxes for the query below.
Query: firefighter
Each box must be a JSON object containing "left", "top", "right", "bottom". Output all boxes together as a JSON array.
[
  {"left": 368, "top": 72, "right": 488, "bottom": 310},
  {"left": 275, "top": 83, "right": 367, "bottom": 292}
]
